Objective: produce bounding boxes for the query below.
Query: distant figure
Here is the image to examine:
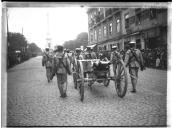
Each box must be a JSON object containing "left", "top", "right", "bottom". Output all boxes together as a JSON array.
[
  {"left": 84, "top": 47, "right": 97, "bottom": 59},
  {"left": 110, "top": 45, "right": 120, "bottom": 77},
  {"left": 51, "top": 45, "right": 71, "bottom": 98},
  {"left": 42, "top": 47, "right": 53, "bottom": 83},
  {"left": 124, "top": 41, "right": 145, "bottom": 93},
  {"left": 156, "top": 57, "right": 160, "bottom": 68}
]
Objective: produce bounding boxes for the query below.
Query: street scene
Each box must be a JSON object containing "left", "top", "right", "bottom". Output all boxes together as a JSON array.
[
  {"left": 7, "top": 56, "right": 166, "bottom": 126},
  {"left": 4, "top": 3, "right": 169, "bottom": 127}
]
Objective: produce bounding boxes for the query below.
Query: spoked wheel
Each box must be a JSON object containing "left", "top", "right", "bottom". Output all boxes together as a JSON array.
[
  {"left": 73, "top": 72, "right": 77, "bottom": 89},
  {"left": 73, "top": 58, "right": 79, "bottom": 89},
  {"left": 78, "top": 60, "right": 84, "bottom": 102},
  {"left": 79, "top": 82, "right": 84, "bottom": 101},
  {"left": 114, "top": 60, "right": 128, "bottom": 98},
  {"left": 103, "top": 71, "right": 110, "bottom": 87},
  {"left": 46, "top": 68, "right": 51, "bottom": 83}
]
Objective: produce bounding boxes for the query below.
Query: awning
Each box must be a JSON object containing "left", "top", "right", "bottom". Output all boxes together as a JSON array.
[
  {"left": 86, "top": 44, "right": 97, "bottom": 49},
  {"left": 125, "top": 31, "right": 140, "bottom": 38}
]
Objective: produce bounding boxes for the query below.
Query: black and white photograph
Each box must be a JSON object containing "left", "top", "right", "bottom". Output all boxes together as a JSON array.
[{"left": 1, "top": 2, "right": 171, "bottom": 127}]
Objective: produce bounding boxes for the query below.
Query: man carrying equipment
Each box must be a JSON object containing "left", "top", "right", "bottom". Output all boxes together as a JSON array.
[
  {"left": 51, "top": 45, "right": 71, "bottom": 98},
  {"left": 110, "top": 45, "right": 121, "bottom": 77},
  {"left": 124, "top": 41, "right": 145, "bottom": 93},
  {"left": 42, "top": 47, "right": 53, "bottom": 83}
]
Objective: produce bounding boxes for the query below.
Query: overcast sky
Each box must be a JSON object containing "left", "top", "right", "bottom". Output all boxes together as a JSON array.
[{"left": 7, "top": 7, "right": 88, "bottom": 49}]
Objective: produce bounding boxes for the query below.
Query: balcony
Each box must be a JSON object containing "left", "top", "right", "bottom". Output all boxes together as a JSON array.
[
  {"left": 105, "top": 9, "right": 112, "bottom": 17},
  {"left": 135, "top": 8, "right": 141, "bottom": 14},
  {"left": 95, "top": 15, "right": 100, "bottom": 23},
  {"left": 89, "top": 19, "right": 95, "bottom": 28}
]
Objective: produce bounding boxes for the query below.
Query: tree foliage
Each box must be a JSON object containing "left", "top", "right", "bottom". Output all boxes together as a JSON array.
[
  {"left": 8, "top": 32, "right": 27, "bottom": 52},
  {"left": 27, "top": 43, "right": 42, "bottom": 55},
  {"left": 7, "top": 32, "right": 42, "bottom": 68},
  {"left": 63, "top": 32, "right": 88, "bottom": 50}
]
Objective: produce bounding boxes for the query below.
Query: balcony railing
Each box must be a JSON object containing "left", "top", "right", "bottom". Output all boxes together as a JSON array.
[{"left": 89, "top": 19, "right": 95, "bottom": 28}]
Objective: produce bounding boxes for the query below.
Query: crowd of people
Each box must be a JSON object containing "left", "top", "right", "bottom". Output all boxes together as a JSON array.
[
  {"left": 95, "top": 47, "right": 167, "bottom": 70},
  {"left": 141, "top": 47, "right": 167, "bottom": 70}
]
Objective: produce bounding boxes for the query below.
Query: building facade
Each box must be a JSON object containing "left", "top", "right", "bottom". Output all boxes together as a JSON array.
[{"left": 87, "top": 8, "right": 167, "bottom": 51}]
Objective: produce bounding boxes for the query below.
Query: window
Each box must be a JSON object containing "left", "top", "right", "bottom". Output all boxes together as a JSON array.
[
  {"left": 94, "top": 30, "right": 97, "bottom": 41},
  {"left": 141, "top": 10, "right": 150, "bottom": 21},
  {"left": 90, "top": 32, "right": 93, "bottom": 42},
  {"left": 110, "top": 44, "right": 113, "bottom": 50},
  {"left": 129, "top": 16, "right": 135, "bottom": 25},
  {"left": 117, "top": 19, "right": 120, "bottom": 33},
  {"left": 150, "top": 9, "right": 157, "bottom": 19},
  {"left": 103, "top": 25, "right": 107, "bottom": 37},
  {"left": 94, "top": 11, "right": 97, "bottom": 16},
  {"left": 90, "top": 14, "right": 93, "bottom": 19},
  {"left": 109, "top": 23, "right": 112, "bottom": 35},
  {"left": 98, "top": 28, "right": 102, "bottom": 41},
  {"left": 98, "top": 8, "right": 101, "bottom": 12},
  {"left": 125, "top": 14, "right": 129, "bottom": 28},
  {"left": 135, "top": 8, "right": 141, "bottom": 13},
  {"left": 135, "top": 13, "right": 141, "bottom": 25},
  {"left": 136, "top": 39, "right": 141, "bottom": 49},
  {"left": 104, "top": 45, "right": 107, "bottom": 50}
]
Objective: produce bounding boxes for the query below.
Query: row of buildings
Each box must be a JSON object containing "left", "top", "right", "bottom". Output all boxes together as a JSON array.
[{"left": 87, "top": 8, "right": 167, "bottom": 51}]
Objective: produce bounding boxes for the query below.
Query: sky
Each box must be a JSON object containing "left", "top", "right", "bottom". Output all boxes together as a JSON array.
[{"left": 7, "top": 7, "right": 88, "bottom": 49}]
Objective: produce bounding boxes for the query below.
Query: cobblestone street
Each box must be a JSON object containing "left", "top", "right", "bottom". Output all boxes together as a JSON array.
[{"left": 7, "top": 56, "right": 167, "bottom": 126}]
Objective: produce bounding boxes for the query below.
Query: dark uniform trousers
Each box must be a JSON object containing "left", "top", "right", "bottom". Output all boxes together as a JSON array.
[
  {"left": 51, "top": 52, "right": 71, "bottom": 97},
  {"left": 125, "top": 49, "right": 144, "bottom": 92}
]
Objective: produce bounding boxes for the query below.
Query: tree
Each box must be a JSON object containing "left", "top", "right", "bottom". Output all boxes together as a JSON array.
[
  {"left": 8, "top": 32, "right": 27, "bottom": 52},
  {"left": 63, "top": 32, "right": 88, "bottom": 50},
  {"left": 27, "top": 43, "right": 42, "bottom": 57}
]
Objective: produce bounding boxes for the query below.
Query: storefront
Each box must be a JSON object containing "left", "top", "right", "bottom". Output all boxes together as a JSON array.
[
  {"left": 124, "top": 32, "right": 142, "bottom": 50},
  {"left": 142, "top": 26, "right": 166, "bottom": 49}
]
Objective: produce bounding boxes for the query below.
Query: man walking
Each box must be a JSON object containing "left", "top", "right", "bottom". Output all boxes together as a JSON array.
[
  {"left": 51, "top": 45, "right": 71, "bottom": 98},
  {"left": 42, "top": 48, "right": 53, "bottom": 83},
  {"left": 110, "top": 45, "right": 121, "bottom": 77},
  {"left": 124, "top": 41, "right": 145, "bottom": 93}
]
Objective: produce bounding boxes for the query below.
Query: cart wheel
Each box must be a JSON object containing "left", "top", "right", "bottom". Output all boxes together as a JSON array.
[
  {"left": 73, "top": 72, "right": 77, "bottom": 89},
  {"left": 78, "top": 60, "right": 85, "bottom": 101},
  {"left": 104, "top": 71, "right": 110, "bottom": 87},
  {"left": 79, "top": 83, "right": 84, "bottom": 101},
  {"left": 114, "top": 60, "right": 128, "bottom": 98}
]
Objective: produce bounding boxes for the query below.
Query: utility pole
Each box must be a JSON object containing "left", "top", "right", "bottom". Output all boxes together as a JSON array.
[{"left": 6, "top": 8, "right": 9, "bottom": 43}]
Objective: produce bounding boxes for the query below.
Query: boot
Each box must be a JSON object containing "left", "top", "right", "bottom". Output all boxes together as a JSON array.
[{"left": 131, "top": 79, "right": 137, "bottom": 93}]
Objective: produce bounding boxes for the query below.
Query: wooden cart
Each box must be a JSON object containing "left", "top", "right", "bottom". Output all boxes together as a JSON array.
[{"left": 73, "top": 58, "right": 128, "bottom": 101}]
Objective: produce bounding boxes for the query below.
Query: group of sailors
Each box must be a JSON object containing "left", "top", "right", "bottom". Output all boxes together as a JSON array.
[{"left": 42, "top": 41, "right": 145, "bottom": 98}]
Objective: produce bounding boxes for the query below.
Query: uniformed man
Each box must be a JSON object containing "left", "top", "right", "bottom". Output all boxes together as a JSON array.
[
  {"left": 84, "top": 47, "right": 97, "bottom": 59},
  {"left": 42, "top": 47, "right": 53, "bottom": 83},
  {"left": 51, "top": 45, "right": 71, "bottom": 98},
  {"left": 72, "top": 48, "right": 83, "bottom": 72},
  {"left": 124, "top": 41, "right": 145, "bottom": 93},
  {"left": 75, "top": 48, "right": 84, "bottom": 60},
  {"left": 110, "top": 45, "right": 121, "bottom": 77}
]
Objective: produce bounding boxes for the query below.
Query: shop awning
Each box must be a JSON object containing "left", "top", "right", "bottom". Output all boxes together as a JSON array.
[{"left": 86, "top": 44, "right": 97, "bottom": 49}]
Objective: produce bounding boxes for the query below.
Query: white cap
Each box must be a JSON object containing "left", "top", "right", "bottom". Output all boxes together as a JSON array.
[
  {"left": 112, "top": 45, "right": 117, "bottom": 49},
  {"left": 129, "top": 41, "right": 136, "bottom": 44}
]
